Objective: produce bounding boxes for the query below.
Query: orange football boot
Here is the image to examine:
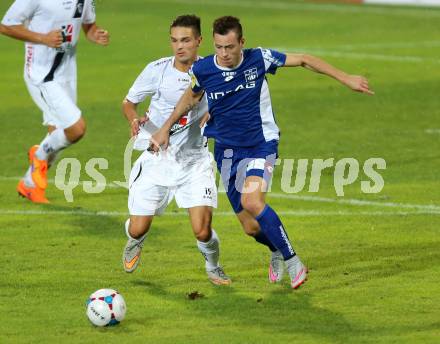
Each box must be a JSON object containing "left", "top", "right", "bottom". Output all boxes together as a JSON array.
[
  {"left": 28, "top": 145, "right": 48, "bottom": 189},
  {"left": 17, "top": 180, "right": 49, "bottom": 204}
]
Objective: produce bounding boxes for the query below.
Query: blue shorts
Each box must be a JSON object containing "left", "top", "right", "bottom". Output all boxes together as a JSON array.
[{"left": 214, "top": 140, "right": 278, "bottom": 213}]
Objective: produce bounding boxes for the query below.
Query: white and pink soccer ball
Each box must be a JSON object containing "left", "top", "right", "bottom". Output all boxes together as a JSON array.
[{"left": 86, "top": 289, "right": 126, "bottom": 327}]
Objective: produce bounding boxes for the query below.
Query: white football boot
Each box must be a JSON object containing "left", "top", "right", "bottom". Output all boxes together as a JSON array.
[
  {"left": 268, "top": 250, "right": 285, "bottom": 283},
  {"left": 207, "top": 266, "right": 232, "bottom": 286},
  {"left": 286, "top": 255, "right": 307, "bottom": 289},
  {"left": 122, "top": 219, "right": 146, "bottom": 273}
]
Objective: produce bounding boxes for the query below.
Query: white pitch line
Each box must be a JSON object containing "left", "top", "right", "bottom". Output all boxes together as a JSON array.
[
  {"left": 425, "top": 128, "right": 440, "bottom": 134},
  {"left": 302, "top": 41, "right": 440, "bottom": 51},
  {"left": 160, "top": 0, "right": 440, "bottom": 18},
  {"left": 0, "top": 176, "right": 121, "bottom": 189},
  {"left": 270, "top": 193, "right": 440, "bottom": 211},
  {"left": 0, "top": 209, "right": 438, "bottom": 217},
  {"left": 1, "top": 176, "right": 439, "bottom": 212}
]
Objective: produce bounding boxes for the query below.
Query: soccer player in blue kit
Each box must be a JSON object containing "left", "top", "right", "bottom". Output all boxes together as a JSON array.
[{"left": 150, "top": 16, "right": 374, "bottom": 289}]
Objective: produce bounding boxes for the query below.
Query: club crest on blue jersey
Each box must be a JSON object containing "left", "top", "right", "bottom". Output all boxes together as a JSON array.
[{"left": 244, "top": 68, "right": 258, "bottom": 82}]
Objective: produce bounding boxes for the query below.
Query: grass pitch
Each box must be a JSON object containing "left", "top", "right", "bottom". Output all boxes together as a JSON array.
[{"left": 0, "top": 0, "right": 439, "bottom": 343}]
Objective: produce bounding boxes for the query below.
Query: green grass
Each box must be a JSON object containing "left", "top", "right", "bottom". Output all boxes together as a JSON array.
[{"left": 0, "top": 0, "right": 439, "bottom": 343}]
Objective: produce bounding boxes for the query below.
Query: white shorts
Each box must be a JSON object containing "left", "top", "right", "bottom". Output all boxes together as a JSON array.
[
  {"left": 128, "top": 155, "right": 218, "bottom": 216},
  {"left": 25, "top": 78, "right": 81, "bottom": 129}
]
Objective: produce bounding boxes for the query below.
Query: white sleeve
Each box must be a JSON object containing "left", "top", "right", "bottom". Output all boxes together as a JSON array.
[
  {"left": 83, "top": 0, "right": 96, "bottom": 25},
  {"left": 258, "top": 47, "right": 286, "bottom": 74},
  {"left": 1, "top": 0, "right": 38, "bottom": 26},
  {"left": 126, "top": 62, "right": 159, "bottom": 104}
]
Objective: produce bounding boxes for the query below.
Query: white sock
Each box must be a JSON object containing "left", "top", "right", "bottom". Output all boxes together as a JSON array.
[
  {"left": 35, "top": 129, "right": 70, "bottom": 161},
  {"left": 197, "top": 229, "right": 220, "bottom": 271},
  {"left": 24, "top": 167, "right": 35, "bottom": 187},
  {"left": 47, "top": 150, "right": 60, "bottom": 168}
]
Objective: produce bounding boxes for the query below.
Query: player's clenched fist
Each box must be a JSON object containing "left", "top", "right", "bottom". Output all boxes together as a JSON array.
[
  {"left": 41, "top": 29, "right": 63, "bottom": 48},
  {"left": 130, "top": 116, "right": 148, "bottom": 137}
]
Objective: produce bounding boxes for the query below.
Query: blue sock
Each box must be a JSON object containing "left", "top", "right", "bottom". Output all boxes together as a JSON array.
[
  {"left": 254, "top": 230, "right": 277, "bottom": 252},
  {"left": 255, "top": 205, "right": 296, "bottom": 260}
]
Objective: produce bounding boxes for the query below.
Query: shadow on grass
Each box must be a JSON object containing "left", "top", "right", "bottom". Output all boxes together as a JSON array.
[
  {"left": 122, "top": 238, "right": 440, "bottom": 342},
  {"left": 128, "top": 278, "right": 356, "bottom": 342},
  {"left": 35, "top": 202, "right": 126, "bottom": 238}
]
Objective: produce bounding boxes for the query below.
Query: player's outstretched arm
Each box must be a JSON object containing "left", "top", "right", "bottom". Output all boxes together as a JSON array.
[
  {"left": 284, "top": 53, "right": 374, "bottom": 95},
  {"left": 82, "top": 23, "right": 109, "bottom": 46},
  {"left": 0, "top": 24, "right": 62, "bottom": 48},
  {"left": 149, "top": 87, "right": 203, "bottom": 152}
]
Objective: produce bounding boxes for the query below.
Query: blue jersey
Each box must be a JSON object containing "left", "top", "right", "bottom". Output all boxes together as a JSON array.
[{"left": 190, "top": 48, "right": 286, "bottom": 147}]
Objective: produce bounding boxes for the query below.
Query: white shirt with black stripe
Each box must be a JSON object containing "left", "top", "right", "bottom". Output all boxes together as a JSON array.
[{"left": 2, "top": 0, "right": 96, "bottom": 84}]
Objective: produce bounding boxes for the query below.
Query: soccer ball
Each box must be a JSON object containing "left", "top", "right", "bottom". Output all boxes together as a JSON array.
[{"left": 86, "top": 289, "right": 126, "bottom": 327}]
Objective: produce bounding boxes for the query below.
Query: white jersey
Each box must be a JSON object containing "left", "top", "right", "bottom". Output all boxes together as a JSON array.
[
  {"left": 1, "top": 0, "right": 96, "bottom": 84},
  {"left": 126, "top": 56, "right": 209, "bottom": 166}
]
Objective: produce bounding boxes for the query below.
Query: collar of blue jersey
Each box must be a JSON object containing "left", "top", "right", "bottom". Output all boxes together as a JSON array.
[{"left": 213, "top": 51, "right": 244, "bottom": 71}]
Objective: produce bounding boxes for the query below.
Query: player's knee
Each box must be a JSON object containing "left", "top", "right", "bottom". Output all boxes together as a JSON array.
[
  {"left": 194, "top": 227, "right": 211, "bottom": 242},
  {"left": 128, "top": 216, "right": 152, "bottom": 239},
  {"left": 241, "top": 196, "right": 265, "bottom": 217},
  {"left": 129, "top": 224, "right": 147, "bottom": 239}
]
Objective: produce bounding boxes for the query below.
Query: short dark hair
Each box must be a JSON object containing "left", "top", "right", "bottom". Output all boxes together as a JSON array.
[
  {"left": 170, "top": 15, "right": 201, "bottom": 37},
  {"left": 213, "top": 16, "right": 243, "bottom": 40}
]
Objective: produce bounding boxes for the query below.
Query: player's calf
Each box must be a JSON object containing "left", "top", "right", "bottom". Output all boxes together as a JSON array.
[{"left": 65, "top": 117, "right": 86, "bottom": 143}]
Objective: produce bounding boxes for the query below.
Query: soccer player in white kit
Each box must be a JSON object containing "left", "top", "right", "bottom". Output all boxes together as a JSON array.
[
  {"left": 0, "top": 0, "right": 109, "bottom": 203},
  {"left": 121, "top": 15, "right": 231, "bottom": 286}
]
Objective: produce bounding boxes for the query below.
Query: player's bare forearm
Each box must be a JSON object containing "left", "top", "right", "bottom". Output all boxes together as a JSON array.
[
  {"left": 0, "top": 24, "right": 63, "bottom": 48},
  {"left": 83, "top": 23, "right": 109, "bottom": 46},
  {"left": 284, "top": 53, "right": 374, "bottom": 95},
  {"left": 122, "top": 99, "right": 139, "bottom": 123},
  {"left": 122, "top": 99, "right": 144, "bottom": 137},
  {"left": 0, "top": 24, "right": 41, "bottom": 42},
  {"left": 1, "top": 24, "right": 44, "bottom": 44},
  {"left": 149, "top": 87, "right": 202, "bottom": 152},
  {"left": 285, "top": 53, "right": 347, "bottom": 80}
]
